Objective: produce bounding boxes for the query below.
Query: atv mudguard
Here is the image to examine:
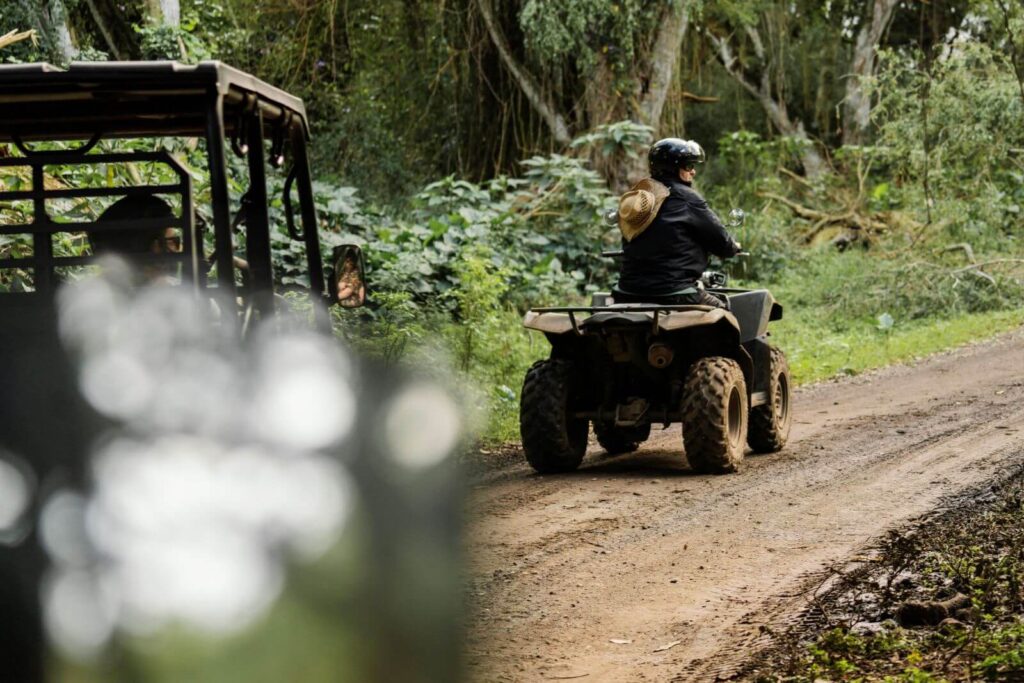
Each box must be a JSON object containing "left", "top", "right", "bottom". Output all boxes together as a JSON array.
[{"left": 721, "top": 289, "right": 782, "bottom": 343}]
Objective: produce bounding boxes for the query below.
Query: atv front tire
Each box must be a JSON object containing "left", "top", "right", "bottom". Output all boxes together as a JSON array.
[
  {"left": 681, "top": 357, "right": 748, "bottom": 474},
  {"left": 520, "top": 359, "right": 588, "bottom": 473},
  {"left": 594, "top": 422, "right": 651, "bottom": 455},
  {"left": 748, "top": 345, "right": 792, "bottom": 453}
]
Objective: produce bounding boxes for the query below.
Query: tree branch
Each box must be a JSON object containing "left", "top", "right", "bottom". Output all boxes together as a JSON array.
[
  {"left": 744, "top": 25, "right": 766, "bottom": 61},
  {"left": 710, "top": 29, "right": 826, "bottom": 177},
  {"left": 476, "top": 0, "right": 571, "bottom": 145},
  {"left": 80, "top": 0, "right": 141, "bottom": 59},
  {"left": 952, "top": 258, "right": 1024, "bottom": 273},
  {"left": 82, "top": 0, "right": 127, "bottom": 59},
  {"left": 681, "top": 91, "right": 719, "bottom": 103},
  {"left": 708, "top": 31, "right": 762, "bottom": 102}
]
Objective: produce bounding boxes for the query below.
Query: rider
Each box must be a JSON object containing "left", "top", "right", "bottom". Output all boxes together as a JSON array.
[
  {"left": 614, "top": 138, "right": 741, "bottom": 309},
  {"left": 89, "top": 195, "right": 183, "bottom": 284}
]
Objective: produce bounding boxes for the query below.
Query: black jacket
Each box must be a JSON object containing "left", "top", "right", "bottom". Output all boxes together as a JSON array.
[{"left": 617, "top": 175, "right": 739, "bottom": 295}]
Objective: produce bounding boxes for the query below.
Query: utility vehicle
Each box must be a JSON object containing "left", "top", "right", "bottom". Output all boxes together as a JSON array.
[
  {"left": 0, "top": 60, "right": 365, "bottom": 324},
  {"left": 519, "top": 225, "right": 792, "bottom": 475},
  {"left": 0, "top": 61, "right": 365, "bottom": 681}
]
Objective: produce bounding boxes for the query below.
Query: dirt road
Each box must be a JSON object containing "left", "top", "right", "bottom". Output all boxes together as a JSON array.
[{"left": 465, "top": 329, "right": 1024, "bottom": 682}]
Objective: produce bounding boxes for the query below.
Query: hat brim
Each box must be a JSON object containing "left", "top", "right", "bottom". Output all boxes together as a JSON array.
[{"left": 618, "top": 178, "right": 670, "bottom": 241}]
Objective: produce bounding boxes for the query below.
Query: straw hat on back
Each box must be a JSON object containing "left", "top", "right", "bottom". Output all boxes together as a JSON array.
[{"left": 618, "top": 178, "right": 670, "bottom": 242}]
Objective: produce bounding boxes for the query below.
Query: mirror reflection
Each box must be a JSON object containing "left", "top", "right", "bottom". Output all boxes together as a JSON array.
[{"left": 332, "top": 245, "right": 367, "bottom": 308}]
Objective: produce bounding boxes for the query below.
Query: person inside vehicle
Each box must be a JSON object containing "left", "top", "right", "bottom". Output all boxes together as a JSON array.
[
  {"left": 88, "top": 195, "right": 183, "bottom": 283},
  {"left": 335, "top": 253, "right": 366, "bottom": 307},
  {"left": 614, "top": 138, "right": 741, "bottom": 309}
]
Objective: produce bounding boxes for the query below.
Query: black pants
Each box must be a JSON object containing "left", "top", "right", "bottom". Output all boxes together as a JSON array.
[{"left": 614, "top": 288, "right": 729, "bottom": 310}]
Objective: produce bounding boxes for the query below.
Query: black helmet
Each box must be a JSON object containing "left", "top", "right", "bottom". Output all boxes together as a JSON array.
[{"left": 648, "top": 138, "right": 706, "bottom": 177}]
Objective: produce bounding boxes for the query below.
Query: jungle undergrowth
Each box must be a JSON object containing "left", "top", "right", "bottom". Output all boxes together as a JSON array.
[{"left": 746, "top": 466, "right": 1024, "bottom": 682}]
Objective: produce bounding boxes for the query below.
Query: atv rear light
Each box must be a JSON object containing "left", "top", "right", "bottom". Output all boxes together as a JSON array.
[{"left": 647, "top": 343, "right": 674, "bottom": 368}]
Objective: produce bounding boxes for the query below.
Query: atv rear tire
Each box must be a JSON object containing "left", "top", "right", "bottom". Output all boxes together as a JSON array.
[
  {"left": 520, "top": 359, "right": 588, "bottom": 473},
  {"left": 681, "top": 357, "right": 748, "bottom": 474},
  {"left": 594, "top": 422, "right": 651, "bottom": 455},
  {"left": 748, "top": 345, "right": 792, "bottom": 453}
]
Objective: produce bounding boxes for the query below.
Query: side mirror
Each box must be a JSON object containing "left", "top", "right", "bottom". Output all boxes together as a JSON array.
[
  {"left": 329, "top": 244, "right": 367, "bottom": 308},
  {"left": 728, "top": 208, "right": 746, "bottom": 227}
]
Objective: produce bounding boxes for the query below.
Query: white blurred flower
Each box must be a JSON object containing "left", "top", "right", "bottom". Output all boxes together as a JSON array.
[{"left": 384, "top": 383, "right": 461, "bottom": 469}]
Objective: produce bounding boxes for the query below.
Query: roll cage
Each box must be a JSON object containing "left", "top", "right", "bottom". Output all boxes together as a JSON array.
[{"left": 0, "top": 60, "right": 339, "bottom": 330}]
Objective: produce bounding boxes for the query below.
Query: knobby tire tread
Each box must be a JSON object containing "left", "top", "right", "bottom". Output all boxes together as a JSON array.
[
  {"left": 681, "top": 356, "right": 748, "bottom": 474},
  {"left": 748, "top": 346, "right": 792, "bottom": 453},
  {"left": 520, "top": 359, "right": 587, "bottom": 473}
]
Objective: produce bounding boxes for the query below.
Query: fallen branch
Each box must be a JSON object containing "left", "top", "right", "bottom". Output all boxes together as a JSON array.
[
  {"left": 945, "top": 256, "right": 1024, "bottom": 287},
  {"left": 896, "top": 593, "right": 970, "bottom": 627},
  {"left": 759, "top": 191, "right": 890, "bottom": 241},
  {"left": 777, "top": 166, "right": 813, "bottom": 188},
  {"left": 759, "top": 192, "right": 831, "bottom": 222},
  {"left": 942, "top": 242, "right": 976, "bottom": 264},
  {"left": 0, "top": 29, "right": 36, "bottom": 51},
  {"left": 951, "top": 258, "right": 1024, "bottom": 273}
]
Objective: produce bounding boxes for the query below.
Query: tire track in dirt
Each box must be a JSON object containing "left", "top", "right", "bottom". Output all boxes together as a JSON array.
[{"left": 465, "top": 329, "right": 1024, "bottom": 682}]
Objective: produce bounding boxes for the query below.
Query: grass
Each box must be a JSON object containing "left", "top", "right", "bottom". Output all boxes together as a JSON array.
[{"left": 772, "top": 307, "right": 1024, "bottom": 386}]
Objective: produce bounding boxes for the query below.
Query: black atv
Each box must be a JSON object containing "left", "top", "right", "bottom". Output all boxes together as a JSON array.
[{"left": 519, "top": 241, "right": 792, "bottom": 475}]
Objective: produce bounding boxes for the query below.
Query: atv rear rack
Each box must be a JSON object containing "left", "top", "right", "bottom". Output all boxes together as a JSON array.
[
  {"left": 528, "top": 304, "right": 716, "bottom": 313},
  {"left": 527, "top": 304, "right": 718, "bottom": 336}
]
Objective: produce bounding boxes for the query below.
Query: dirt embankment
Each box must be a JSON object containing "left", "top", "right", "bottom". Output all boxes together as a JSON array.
[{"left": 465, "top": 329, "right": 1024, "bottom": 682}]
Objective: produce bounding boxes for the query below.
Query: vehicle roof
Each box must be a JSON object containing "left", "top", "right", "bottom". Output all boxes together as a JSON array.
[{"left": 0, "top": 60, "right": 309, "bottom": 143}]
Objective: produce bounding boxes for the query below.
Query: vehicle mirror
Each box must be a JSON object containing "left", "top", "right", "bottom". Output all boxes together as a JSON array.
[
  {"left": 728, "top": 208, "right": 746, "bottom": 226},
  {"left": 330, "top": 244, "right": 367, "bottom": 308}
]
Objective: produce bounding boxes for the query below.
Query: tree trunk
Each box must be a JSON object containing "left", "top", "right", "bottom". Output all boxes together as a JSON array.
[
  {"left": 50, "top": 1, "right": 78, "bottom": 62},
  {"left": 709, "top": 30, "right": 828, "bottom": 177},
  {"left": 620, "top": 0, "right": 691, "bottom": 186},
  {"left": 142, "top": 0, "right": 185, "bottom": 59},
  {"left": 843, "top": 0, "right": 900, "bottom": 146},
  {"left": 143, "top": 0, "right": 180, "bottom": 27},
  {"left": 83, "top": 0, "right": 143, "bottom": 59},
  {"left": 637, "top": 1, "right": 690, "bottom": 127},
  {"left": 993, "top": 0, "right": 1024, "bottom": 111},
  {"left": 30, "top": 0, "right": 78, "bottom": 64},
  {"left": 160, "top": 0, "right": 181, "bottom": 27}
]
